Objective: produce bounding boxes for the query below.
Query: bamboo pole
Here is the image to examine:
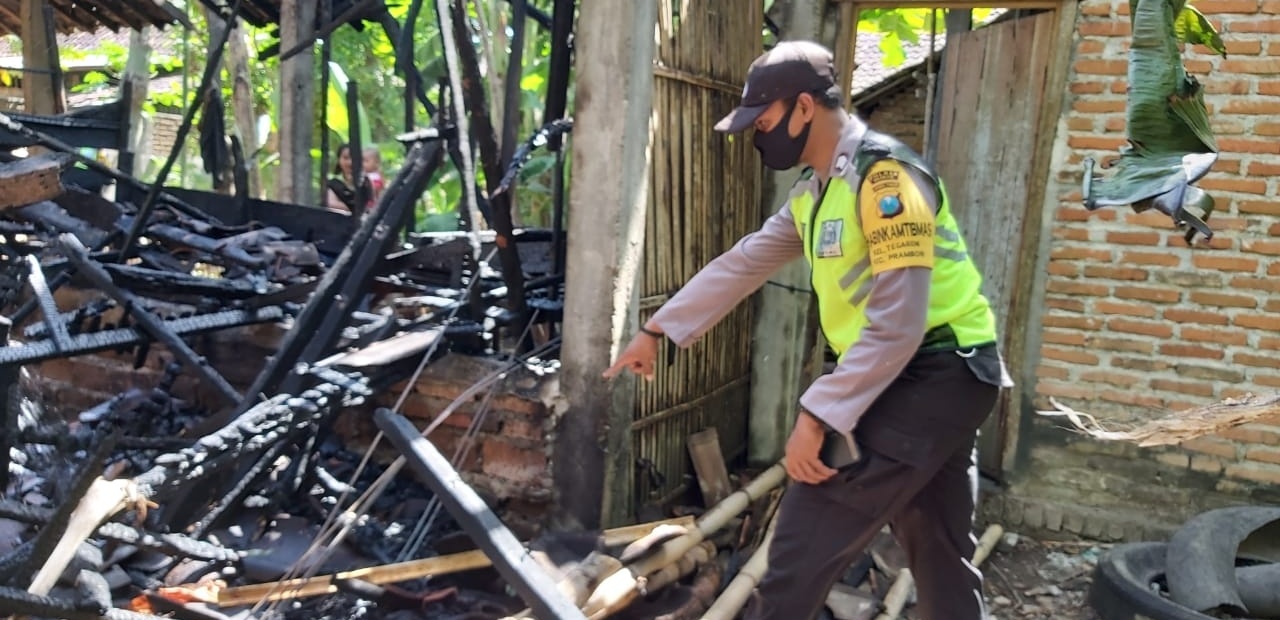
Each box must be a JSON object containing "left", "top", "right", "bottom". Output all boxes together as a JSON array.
[
  {"left": 505, "top": 541, "right": 718, "bottom": 620},
  {"left": 214, "top": 516, "right": 695, "bottom": 608},
  {"left": 873, "top": 524, "right": 1005, "bottom": 620},
  {"left": 579, "top": 463, "right": 787, "bottom": 619},
  {"left": 700, "top": 509, "right": 778, "bottom": 619}
]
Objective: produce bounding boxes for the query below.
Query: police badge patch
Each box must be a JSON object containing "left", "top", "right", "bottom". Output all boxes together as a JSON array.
[
  {"left": 878, "top": 194, "right": 904, "bottom": 218},
  {"left": 817, "top": 219, "right": 843, "bottom": 258}
]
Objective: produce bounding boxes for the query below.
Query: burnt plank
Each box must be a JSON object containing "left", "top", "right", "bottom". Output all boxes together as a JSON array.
[
  {"left": 23, "top": 255, "right": 72, "bottom": 352},
  {"left": 101, "top": 263, "right": 262, "bottom": 299},
  {"left": 133, "top": 186, "right": 356, "bottom": 259},
  {"left": 0, "top": 155, "right": 64, "bottom": 210},
  {"left": 53, "top": 186, "right": 125, "bottom": 230},
  {"left": 243, "top": 136, "right": 441, "bottom": 402},
  {"left": 0, "top": 317, "right": 15, "bottom": 493},
  {"left": 0, "top": 306, "right": 286, "bottom": 366},
  {"left": 374, "top": 408, "right": 588, "bottom": 620},
  {"left": 0, "top": 111, "right": 120, "bottom": 150},
  {"left": 13, "top": 201, "right": 108, "bottom": 248}
]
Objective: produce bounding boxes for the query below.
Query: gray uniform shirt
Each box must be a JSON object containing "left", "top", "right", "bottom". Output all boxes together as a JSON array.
[{"left": 650, "top": 116, "right": 933, "bottom": 434}]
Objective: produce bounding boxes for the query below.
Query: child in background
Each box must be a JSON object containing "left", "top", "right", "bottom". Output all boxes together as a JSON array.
[{"left": 363, "top": 147, "right": 385, "bottom": 202}]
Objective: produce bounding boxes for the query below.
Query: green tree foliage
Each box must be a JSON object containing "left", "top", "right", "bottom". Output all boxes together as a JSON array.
[{"left": 23, "top": 1, "right": 960, "bottom": 231}]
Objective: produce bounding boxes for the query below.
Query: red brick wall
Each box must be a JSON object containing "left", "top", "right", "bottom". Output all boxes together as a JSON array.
[
  {"left": 24, "top": 286, "right": 281, "bottom": 415},
  {"left": 336, "top": 354, "right": 557, "bottom": 537},
  {"left": 1004, "top": 0, "right": 1280, "bottom": 531},
  {"left": 20, "top": 285, "right": 556, "bottom": 534}
]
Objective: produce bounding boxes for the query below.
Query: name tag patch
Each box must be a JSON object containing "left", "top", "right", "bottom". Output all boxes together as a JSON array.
[{"left": 817, "top": 219, "right": 844, "bottom": 258}]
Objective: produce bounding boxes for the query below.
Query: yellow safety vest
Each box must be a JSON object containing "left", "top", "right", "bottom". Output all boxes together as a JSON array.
[{"left": 787, "top": 130, "right": 998, "bottom": 359}]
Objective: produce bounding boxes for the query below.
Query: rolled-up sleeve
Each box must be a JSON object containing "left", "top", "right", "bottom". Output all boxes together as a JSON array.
[{"left": 650, "top": 205, "right": 804, "bottom": 347}]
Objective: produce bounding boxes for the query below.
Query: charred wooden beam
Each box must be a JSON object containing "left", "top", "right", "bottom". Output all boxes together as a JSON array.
[
  {"left": 186, "top": 440, "right": 288, "bottom": 539},
  {"left": 0, "top": 112, "right": 214, "bottom": 224},
  {"left": 0, "top": 583, "right": 167, "bottom": 620},
  {"left": 23, "top": 254, "right": 72, "bottom": 353},
  {"left": 0, "top": 316, "right": 15, "bottom": 493},
  {"left": 13, "top": 200, "right": 111, "bottom": 248},
  {"left": 128, "top": 220, "right": 268, "bottom": 269},
  {"left": 54, "top": 234, "right": 242, "bottom": 405},
  {"left": 447, "top": 0, "right": 529, "bottom": 345},
  {"left": 0, "top": 305, "right": 287, "bottom": 367},
  {"left": 544, "top": 0, "right": 574, "bottom": 153},
  {"left": 0, "top": 154, "right": 64, "bottom": 210},
  {"left": 242, "top": 137, "right": 442, "bottom": 403},
  {"left": 55, "top": 186, "right": 126, "bottom": 230},
  {"left": 134, "top": 376, "right": 366, "bottom": 505},
  {"left": 100, "top": 263, "right": 264, "bottom": 300},
  {"left": 16, "top": 424, "right": 194, "bottom": 452},
  {"left": 85, "top": 0, "right": 146, "bottom": 30},
  {"left": 347, "top": 79, "right": 367, "bottom": 217},
  {"left": 0, "top": 499, "right": 237, "bottom": 562},
  {"left": 374, "top": 408, "right": 588, "bottom": 620}
]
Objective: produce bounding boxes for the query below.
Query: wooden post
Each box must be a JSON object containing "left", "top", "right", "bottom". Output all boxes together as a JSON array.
[
  {"left": 226, "top": 18, "right": 262, "bottom": 198},
  {"left": 20, "top": 0, "right": 65, "bottom": 116},
  {"left": 278, "top": 0, "right": 317, "bottom": 205},
  {"left": 120, "top": 28, "right": 153, "bottom": 177},
  {"left": 556, "top": 0, "right": 658, "bottom": 529},
  {"left": 833, "top": 1, "right": 860, "bottom": 107}
]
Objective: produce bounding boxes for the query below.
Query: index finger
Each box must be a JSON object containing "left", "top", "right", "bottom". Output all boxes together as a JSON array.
[{"left": 602, "top": 356, "right": 634, "bottom": 379}]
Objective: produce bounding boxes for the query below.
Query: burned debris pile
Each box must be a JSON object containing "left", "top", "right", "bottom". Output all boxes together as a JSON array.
[{"left": 0, "top": 102, "right": 576, "bottom": 619}]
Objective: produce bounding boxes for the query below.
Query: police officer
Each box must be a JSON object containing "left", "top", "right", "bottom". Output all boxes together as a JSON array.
[{"left": 604, "top": 40, "right": 1011, "bottom": 619}]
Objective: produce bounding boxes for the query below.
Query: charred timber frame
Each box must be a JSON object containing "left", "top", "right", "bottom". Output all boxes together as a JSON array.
[
  {"left": 55, "top": 234, "right": 243, "bottom": 405},
  {"left": 243, "top": 134, "right": 444, "bottom": 402},
  {"left": 374, "top": 408, "right": 589, "bottom": 620}
]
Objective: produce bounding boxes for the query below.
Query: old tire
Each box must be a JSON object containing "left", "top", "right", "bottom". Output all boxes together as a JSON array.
[{"left": 1089, "top": 542, "right": 1214, "bottom": 620}]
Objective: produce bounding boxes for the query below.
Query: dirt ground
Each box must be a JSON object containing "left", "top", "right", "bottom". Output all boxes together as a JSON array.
[{"left": 972, "top": 531, "right": 1107, "bottom": 620}]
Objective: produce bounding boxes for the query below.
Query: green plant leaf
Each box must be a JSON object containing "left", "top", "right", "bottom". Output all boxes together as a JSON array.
[
  {"left": 1174, "top": 5, "right": 1226, "bottom": 56},
  {"left": 325, "top": 61, "right": 374, "bottom": 147},
  {"left": 1086, "top": 0, "right": 1220, "bottom": 224},
  {"left": 879, "top": 32, "right": 906, "bottom": 67}
]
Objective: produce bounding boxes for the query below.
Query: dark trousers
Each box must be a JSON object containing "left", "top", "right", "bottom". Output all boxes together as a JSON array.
[{"left": 744, "top": 349, "right": 1000, "bottom": 620}]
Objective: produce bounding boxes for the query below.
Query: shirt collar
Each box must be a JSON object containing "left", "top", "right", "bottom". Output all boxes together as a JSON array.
[{"left": 825, "top": 113, "right": 868, "bottom": 181}]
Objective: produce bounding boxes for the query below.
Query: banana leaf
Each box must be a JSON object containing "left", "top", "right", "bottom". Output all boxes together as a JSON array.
[{"left": 1083, "top": 0, "right": 1226, "bottom": 243}]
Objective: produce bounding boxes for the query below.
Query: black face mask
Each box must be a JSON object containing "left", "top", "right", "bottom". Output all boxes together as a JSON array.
[{"left": 752, "top": 100, "right": 811, "bottom": 171}]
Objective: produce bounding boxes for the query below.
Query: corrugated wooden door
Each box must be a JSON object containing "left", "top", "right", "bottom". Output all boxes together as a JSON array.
[{"left": 933, "top": 11, "right": 1057, "bottom": 478}]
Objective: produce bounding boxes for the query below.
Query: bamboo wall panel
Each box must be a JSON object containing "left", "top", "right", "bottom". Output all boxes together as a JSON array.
[
  {"left": 634, "top": 0, "right": 762, "bottom": 511},
  {"left": 932, "top": 11, "right": 1055, "bottom": 476}
]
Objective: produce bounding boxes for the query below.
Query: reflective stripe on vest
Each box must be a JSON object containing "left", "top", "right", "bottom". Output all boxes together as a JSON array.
[{"left": 788, "top": 166, "right": 998, "bottom": 359}]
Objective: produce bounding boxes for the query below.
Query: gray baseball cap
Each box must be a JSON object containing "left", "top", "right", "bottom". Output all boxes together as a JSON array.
[{"left": 714, "top": 40, "right": 839, "bottom": 133}]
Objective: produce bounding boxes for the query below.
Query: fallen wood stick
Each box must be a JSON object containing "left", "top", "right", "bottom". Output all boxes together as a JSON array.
[
  {"left": 873, "top": 523, "right": 1004, "bottom": 620},
  {"left": 700, "top": 512, "right": 777, "bottom": 620},
  {"left": 1038, "top": 393, "right": 1280, "bottom": 446},
  {"left": 28, "top": 478, "right": 144, "bottom": 596},
  {"left": 214, "top": 516, "right": 695, "bottom": 607},
  {"left": 579, "top": 462, "right": 788, "bottom": 619}
]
